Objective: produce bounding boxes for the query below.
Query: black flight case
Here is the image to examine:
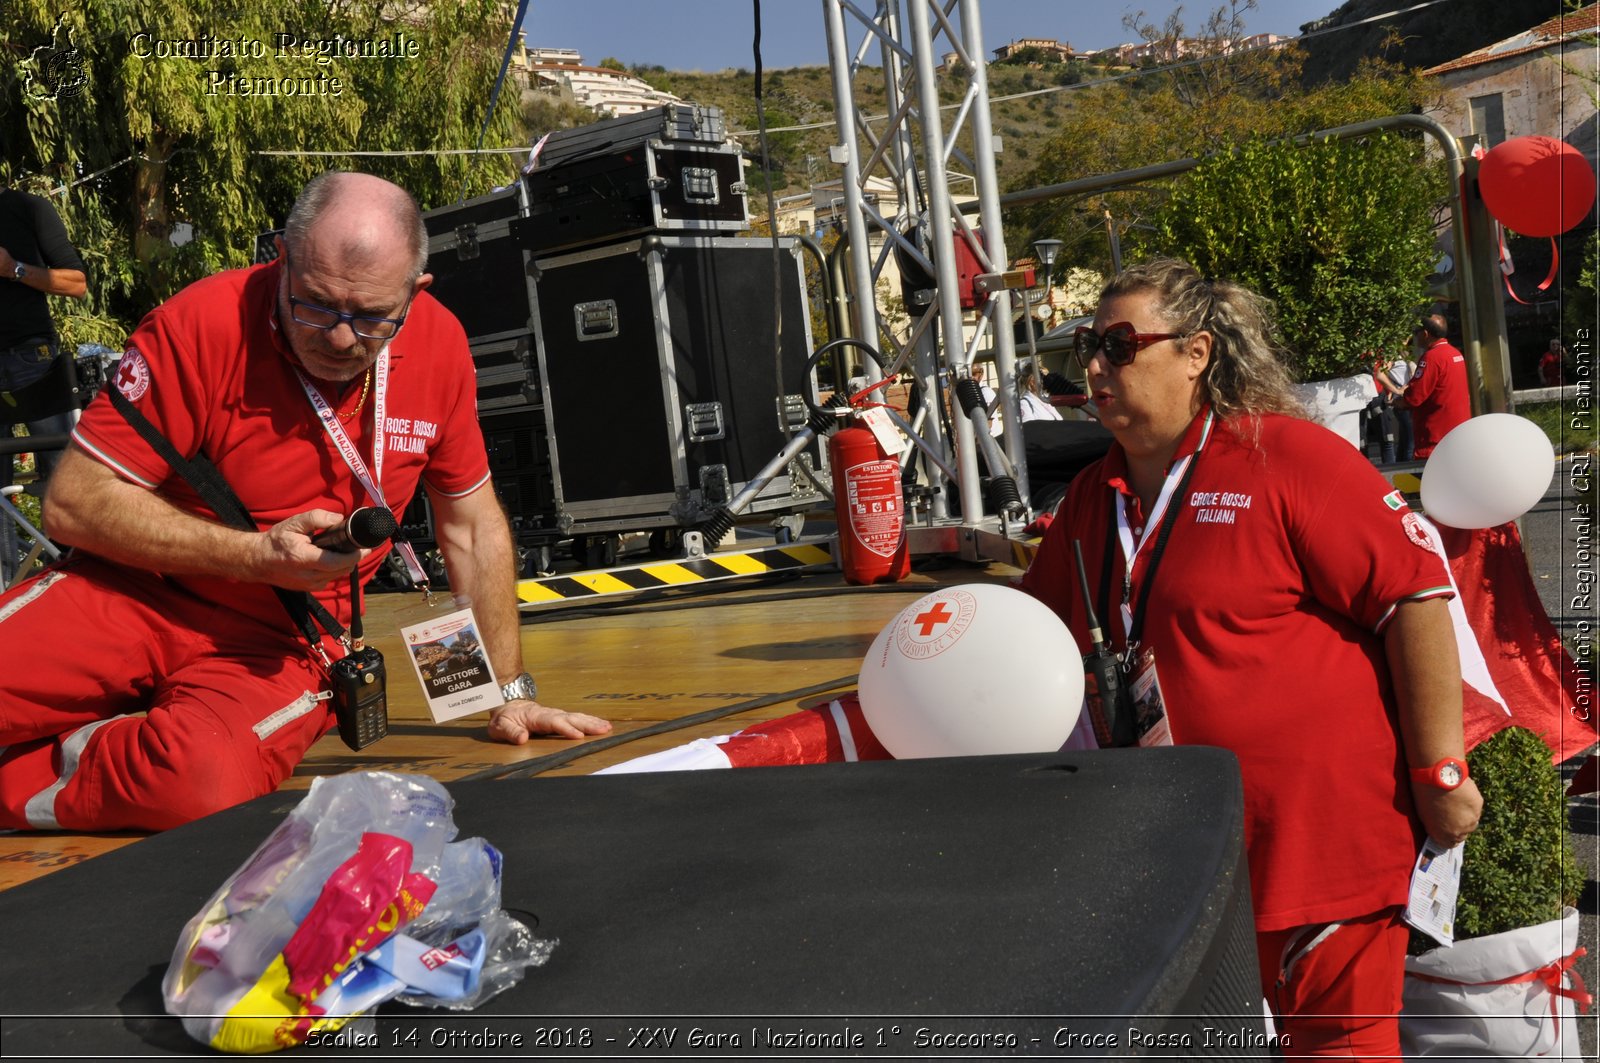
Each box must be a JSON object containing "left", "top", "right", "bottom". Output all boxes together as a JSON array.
[
  {"left": 523, "top": 103, "right": 748, "bottom": 255},
  {"left": 528, "top": 234, "right": 825, "bottom": 537}
]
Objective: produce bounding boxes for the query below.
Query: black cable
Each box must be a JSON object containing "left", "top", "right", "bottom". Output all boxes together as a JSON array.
[
  {"left": 461, "top": 674, "right": 859, "bottom": 781},
  {"left": 802, "top": 337, "right": 888, "bottom": 420},
  {"left": 751, "top": 0, "right": 788, "bottom": 440},
  {"left": 466, "top": 0, "right": 532, "bottom": 198}
]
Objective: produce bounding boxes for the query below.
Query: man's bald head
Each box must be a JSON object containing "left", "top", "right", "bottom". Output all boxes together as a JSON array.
[
  {"left": 1418, "top": 313, "right": 1449, "bottom": 340},
  {"left": 283, "top": 171, "right": 428, "bottom": 278}
]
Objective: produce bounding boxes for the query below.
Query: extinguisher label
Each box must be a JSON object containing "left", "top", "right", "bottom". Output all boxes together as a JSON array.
[{"left": 844, "top": 458, "right": 905, "bottom": 558}]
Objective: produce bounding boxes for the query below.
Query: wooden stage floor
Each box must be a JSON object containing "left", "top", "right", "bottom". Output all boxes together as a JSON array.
[{"left": 0, "top": 548, "right": 1025, "bottom": 892}]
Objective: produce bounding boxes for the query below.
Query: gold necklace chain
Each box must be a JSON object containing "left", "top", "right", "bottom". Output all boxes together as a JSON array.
[{"left": 338, "top": 369, "right": 372, "bottom": 423}]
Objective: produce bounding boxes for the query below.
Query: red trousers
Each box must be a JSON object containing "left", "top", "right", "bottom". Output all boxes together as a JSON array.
[
  {"left": 0, "top": 556, "right": 333, "bottom": 831},
  {"left": 1257, "top": 906, "right": 1409, "bottom": 1060}
]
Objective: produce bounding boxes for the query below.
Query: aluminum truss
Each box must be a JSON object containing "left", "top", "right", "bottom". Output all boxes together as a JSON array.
[{"left": 820, "top": 0, "right": 1032, "bottom": 543}]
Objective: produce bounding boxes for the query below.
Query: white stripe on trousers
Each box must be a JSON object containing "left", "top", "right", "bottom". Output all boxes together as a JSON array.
[{"left": 23, "top": 716, "right": 127, "bottom": 830}]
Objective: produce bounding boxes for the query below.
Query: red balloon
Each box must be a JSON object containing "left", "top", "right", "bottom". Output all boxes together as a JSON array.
[{"left": 1478, "top": 135, "right": 1597, "bottom": 237}]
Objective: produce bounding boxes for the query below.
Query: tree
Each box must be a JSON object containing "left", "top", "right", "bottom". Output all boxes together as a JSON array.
[
  {"left": 1003, "top": 2, "right": 1437, "bottom": 359},
  {"left": 997, "top": 46, "right": 1062, "bottom": 68},
  {"left": 4, "top": 0, "right": 524, "bottom": 337},
  {"left": 1557, "top": 0, "right": 1600, "bottom": 351},
  {"left": 1562, "top": 228, "right": 1598, "bottom": 349},
  {"left": 1133, "top": 133, "right": 1444, "bottom": 379}
]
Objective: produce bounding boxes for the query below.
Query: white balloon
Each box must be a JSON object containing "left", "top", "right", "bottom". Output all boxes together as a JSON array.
[
  {"left": 858, "top": 583, "right": 1084, "bottom": 759},
  {"left": 1420, "top": 413, "right": 1555, "bottom": 530}
]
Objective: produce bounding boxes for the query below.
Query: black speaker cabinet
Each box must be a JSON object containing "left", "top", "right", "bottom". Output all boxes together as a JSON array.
[
  {"left": 530, "top": 235, "right": 826, "bottom": 533},
  {"left": 0, "top": 750, "right": 1266, "bottom": 1056},
  {"left": 421, "top": 184, "right": 535, "bottom": 345},
  {"left": 523, "top": 140, "right": 748, "bottom": 255},
  {"left": 479, "top": 407, "right": 559, "bottom": 540},
  {"left": 385, "top": 405, "right": 561, "bottom": 583}
]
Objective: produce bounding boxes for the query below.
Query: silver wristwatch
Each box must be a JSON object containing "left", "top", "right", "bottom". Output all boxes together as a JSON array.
[
  {"left": 499, "top": 671, "right": 538, "bottom": 702},
  {"left": 11, "top": 262, "right": 25, "bottom": 282}
]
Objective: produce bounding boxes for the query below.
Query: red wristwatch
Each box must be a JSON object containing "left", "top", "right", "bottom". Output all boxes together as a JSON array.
[{"left": 1411, "top": 756, "right": 1468, "bottom": 790}]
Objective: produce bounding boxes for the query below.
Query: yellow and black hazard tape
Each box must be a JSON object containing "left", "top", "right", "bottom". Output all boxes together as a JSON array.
[
  {"left": 515, "top": 541, "right": 836, "bottom": 606},
  {"left": 1385, "top": 468, "right": 1423, "bottom": 497}
]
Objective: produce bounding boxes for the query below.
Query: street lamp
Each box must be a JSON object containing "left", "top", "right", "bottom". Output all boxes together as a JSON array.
[
  {"left": 1022, "top": 239, "right": 1066, "bottom": 367},
  {"left": 1032, "top": 238, "right": 1064, "bottom": 279}
]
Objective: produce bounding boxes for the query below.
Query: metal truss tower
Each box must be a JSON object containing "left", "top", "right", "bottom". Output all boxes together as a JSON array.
[{"left": 820, "top": 0, "right": 1030, "bottom": 539}]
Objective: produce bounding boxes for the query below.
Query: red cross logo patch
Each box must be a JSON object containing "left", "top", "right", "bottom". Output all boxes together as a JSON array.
[
  {"left": 892, "top": 589, "right": 977, "bottom": 660},
  {"left": 113, "top": 348, "right": 150, "bottom": 402},
  {"left": 1402, "top": 511, "right": 1436, "bottom": 553}
]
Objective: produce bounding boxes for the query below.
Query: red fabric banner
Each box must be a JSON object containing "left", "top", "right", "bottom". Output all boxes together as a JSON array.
[
  {"left": 719, "top": 695, "right": 890, "bottom": 768},
  {"left": 1439, "top": 523, "right": 1596, "bottom": 762}
]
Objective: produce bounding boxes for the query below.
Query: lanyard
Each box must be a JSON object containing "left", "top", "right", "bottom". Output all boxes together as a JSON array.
[
  {"left": 1098, "top": 410, "right": 1213, "bottom": 651},
  {"left": 294, "top": 348, "right": 428, "bottom": 586}
]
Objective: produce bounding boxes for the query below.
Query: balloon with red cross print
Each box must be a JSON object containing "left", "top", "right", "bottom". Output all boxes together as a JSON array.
[{"left": 858, "top": 583, "right": 1083, "bottom": 759}]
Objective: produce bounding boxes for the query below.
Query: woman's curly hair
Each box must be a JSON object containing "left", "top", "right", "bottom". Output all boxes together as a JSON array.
[{"left": 1101, "top": 257, "right": 1307, "bottom": 424}]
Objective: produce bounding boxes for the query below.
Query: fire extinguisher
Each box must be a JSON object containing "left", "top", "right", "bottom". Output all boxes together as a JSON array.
[
  {"left": 830, "top": 418, "right": 911, "bottom": 585},
  {"left": 809, "top": 339, "right": 911, "bottom": 586}
]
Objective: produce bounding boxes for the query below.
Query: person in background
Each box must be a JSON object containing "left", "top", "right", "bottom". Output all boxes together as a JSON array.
[
  {"left": 1016, "top": 360, "right": 1063, "bottom": 423},
  {"left": 0, "top": 164, "right": 89, "bottom": 585},
  {"left": 968, "top": 363, "right": 1005, "bottom": 437},
  {"left": 1539, "top": 338, "right": 1566, "bottom": 388},
  {"left": 1383, "top": 348, "right": 1416, "bottom": 462},
  {"left": 1367, "top": 345, "right": 1416, "bottom": 465},
  {"left": 1022, "top": 258, "right": 1481, "bottom": 1059},
  {"left": 1374, "top": 315, "right": 1469, "bottom": 459},
  {"left": 0, "top": 167, "right": 87, "bottom": 465},
  {"left": 0, "top": 171, "right": 609, "bottom": 833}
]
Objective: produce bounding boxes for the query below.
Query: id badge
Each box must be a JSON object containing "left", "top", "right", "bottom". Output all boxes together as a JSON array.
[
  {"left": 1126, "top": 645, "right": 1173, "bottom": 747},
  {"left": 400, "top": 606, "right": 505, "bottom": 723}
]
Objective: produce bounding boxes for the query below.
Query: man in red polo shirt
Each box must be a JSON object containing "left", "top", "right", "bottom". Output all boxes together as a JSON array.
[
  {"left": 1375, "top": 315, "right": 1470, "bottom": 458},
  {"left": 0, "top": 172, "right": 610, "bottom": 831}
]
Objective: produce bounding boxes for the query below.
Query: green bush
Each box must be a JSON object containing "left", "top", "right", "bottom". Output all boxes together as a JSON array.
[
  {"left": 1411, "top": 727, "right": 1582, "bottom": 952},
  {"left": 1139, "top": 134, "right": 1444, "bottom": 381}
]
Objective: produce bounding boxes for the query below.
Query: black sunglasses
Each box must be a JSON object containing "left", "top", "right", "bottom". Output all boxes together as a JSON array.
[{"left": 1073, "top": 322, "right": 1184, "bottom": 368}]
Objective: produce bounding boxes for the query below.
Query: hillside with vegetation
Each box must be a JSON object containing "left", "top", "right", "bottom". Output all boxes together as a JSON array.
[
  {"left": 539, "top": 1, "right": 1567, "bottom": 210},
  {"left": 1297, "top": 0, "right": 1567, "bottom": 84},
  {"left": 528, "top": 0, "right": 1586, "bottom": 381}
]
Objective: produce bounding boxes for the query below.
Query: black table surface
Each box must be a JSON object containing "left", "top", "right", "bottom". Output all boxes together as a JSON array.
[{"left": 0, "top": 748, "right": 1249, "bottom": 1057}]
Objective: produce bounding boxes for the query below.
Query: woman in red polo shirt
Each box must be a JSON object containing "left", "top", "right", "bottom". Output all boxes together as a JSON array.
[{"left": 1022, "top": 258, "right": 1482, "bottom": 1060}]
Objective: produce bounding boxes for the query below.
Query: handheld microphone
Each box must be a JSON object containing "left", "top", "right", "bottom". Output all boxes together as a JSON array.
[
  {"left": 1074, "top": 538, "right": 1130, "bottom": 748},
  {"left": 311, "top": 507, "right": 397, "bottom": 553}
]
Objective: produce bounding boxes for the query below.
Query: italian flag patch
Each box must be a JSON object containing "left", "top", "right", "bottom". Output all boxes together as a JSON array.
[{"left": 1383, "top": 489, "right": 1406, "bottom": 511}]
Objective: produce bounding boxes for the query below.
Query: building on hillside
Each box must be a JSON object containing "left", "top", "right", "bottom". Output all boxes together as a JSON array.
[
  {"left": 521, "top": 44, "right": 682, "bottom": 117},
  {"left": 1094, "top": 33, "right": 1280, "bottom": 66},
  {"left": 1234, "top": 33, "right": 1288, "bottom": 52},
  {"left": 526, "top": 64, "right": 682, "bottom": 117},
  {"left": 1421, "top": 3, "right": 1598, "bottom": 158},
  {"left": 527, "top": 46, "right": 582, "bottom": 66},
  {"left": 992, "top": 38, "right": 1073, "bottom": 63},
  {"left": 1095, "top": 39, "right": 1198, "bottom": 66},
  {"left": 807, "top": 175, "right": 902, "bottom": 233},
  {"left": 1421, "top": 4, "right": 1599, "bottom": 374}
]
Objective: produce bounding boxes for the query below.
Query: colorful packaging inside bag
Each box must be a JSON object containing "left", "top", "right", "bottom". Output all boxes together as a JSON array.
[{"left": 161, "top": 772, "right": 554, "bottom": 1054}]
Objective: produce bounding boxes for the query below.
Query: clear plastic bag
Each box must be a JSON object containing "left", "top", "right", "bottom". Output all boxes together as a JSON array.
[{"left": 161, "top": 772, "right": 553, "bottom": 1053}]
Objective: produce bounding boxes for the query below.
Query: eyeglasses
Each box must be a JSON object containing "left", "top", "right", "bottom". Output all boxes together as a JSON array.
[
  {"left": 282, "top": 248, "right": 413, "bottom": 340},
  {"left": 1073, "top": 322, "right": 1184, "bottom": 369}
]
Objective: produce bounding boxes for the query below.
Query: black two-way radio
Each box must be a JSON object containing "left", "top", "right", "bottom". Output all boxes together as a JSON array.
[{"left": 1073, "top": 539, "right": 1134, "bottom": 747}]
